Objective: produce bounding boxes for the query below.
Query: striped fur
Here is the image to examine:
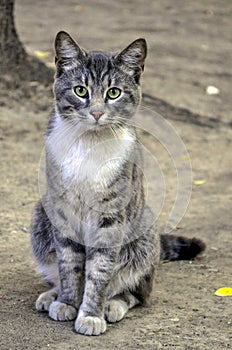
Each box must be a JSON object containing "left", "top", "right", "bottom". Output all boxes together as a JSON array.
[{"left": 31, "top": 31, "right": 205, "bottom": 336}]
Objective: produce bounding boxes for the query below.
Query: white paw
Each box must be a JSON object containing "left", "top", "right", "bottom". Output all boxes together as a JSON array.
[
  {"left": 49, "top": 301, "right": 77, "bottom": 321},
  {"left": 105, "top": 299, "right": 128, "bottom": 323},
  {"left": 36, "top": 290, "right": 58, "bottom": 312},
  {"left": 75, "top": 316, "right": 107, "bottom": 335}
]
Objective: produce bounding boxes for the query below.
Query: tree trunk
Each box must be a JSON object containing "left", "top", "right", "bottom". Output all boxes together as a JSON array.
[
  {"left": 0, "top": 0, "right": 53, "bottom": 84},
  {"left": 0, "top": 0, "right": 26, "bottom": 66}
]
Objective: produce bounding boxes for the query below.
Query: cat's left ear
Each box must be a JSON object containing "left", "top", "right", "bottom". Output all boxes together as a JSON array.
[
  {"left": 115, "top": 38, "right": 147, "bottom": 78},
  {"left": 55, "top": 31, "right": 87, "bottom": 71}
]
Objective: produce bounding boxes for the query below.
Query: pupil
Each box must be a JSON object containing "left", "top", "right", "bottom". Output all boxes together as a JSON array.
[{"left": 107, "top": 88, "right": 120, "bottom": 99}]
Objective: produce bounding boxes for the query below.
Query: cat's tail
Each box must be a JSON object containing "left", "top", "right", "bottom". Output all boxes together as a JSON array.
[{"left": 160, "top": 234, "right": 206, "bottom": 261}]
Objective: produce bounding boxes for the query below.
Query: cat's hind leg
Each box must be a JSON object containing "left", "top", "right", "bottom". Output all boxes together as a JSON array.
[
  {"left": 35, "top": 254, "right": 60, "bottom": 312},
  {"left": 105, "top": 292, "right": 139, "bottom": 323},
  {"left": 31, "top": 201, "right": 60, "bottom": 312},
  {"left": 36, "top": 286, "right": 59, "bottom": 312}
]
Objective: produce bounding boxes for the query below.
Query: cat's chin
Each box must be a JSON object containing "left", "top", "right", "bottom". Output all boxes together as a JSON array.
[
  {"left": 69, "top": 121, "right": 111, "bottom": 138},
  {"left": 87, "top": 119, "right": 112, "bottom": 129},
  {"left": 91, "top": 123, "right": 113, "bottom": 133}
]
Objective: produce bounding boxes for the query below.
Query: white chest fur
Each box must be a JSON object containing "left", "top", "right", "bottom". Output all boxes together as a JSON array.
[{"left": 46, "top": 117, "right": 135, "bottom": 190}]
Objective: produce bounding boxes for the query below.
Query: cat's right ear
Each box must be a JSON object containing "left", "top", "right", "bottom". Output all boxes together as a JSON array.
[{"left": 55, "top": 31, "right": 86, "bottom": 71}]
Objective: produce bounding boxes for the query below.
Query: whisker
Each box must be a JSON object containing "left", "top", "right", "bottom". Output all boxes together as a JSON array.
[{"left": 109, "top": 125, "right": 119, "bottom": 139}]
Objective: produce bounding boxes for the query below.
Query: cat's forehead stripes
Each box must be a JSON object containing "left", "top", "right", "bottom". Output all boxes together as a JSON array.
[{"left": 85, "top": 52, "right": 114, "bottom": 87}]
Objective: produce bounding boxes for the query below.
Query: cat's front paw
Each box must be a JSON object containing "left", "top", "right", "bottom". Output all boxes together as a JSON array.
[
  {"left": 49, "top": 301, "right": 77, "bottom": 321},
  {"left": 75, "top": 315, "right": 107, "bottom": 335},
  {"left": 105, "top": 299, "right": 128, "bottom": 323}
]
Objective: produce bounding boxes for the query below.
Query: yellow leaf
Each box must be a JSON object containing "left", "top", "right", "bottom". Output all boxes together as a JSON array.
[
  {"left": 193, "top": 180, "right": 206, "bottom": 185},
  {"left": 181, "top": 155, "right": 189, "bottom": 161},
  {"left": 215, "top": 287, "right": 232, "bottom": 297},
  {"left": 34, "top": 50, "right": 51, "bottom": 59},
  {"left": 46, "top": 62, "right": 56, "bottom": 68},
  {"left": 74, "top": 5, "right": 83, "bottom": 11},
  {"left": 170, "top": 317, "right": 179, "bottom": 322}
]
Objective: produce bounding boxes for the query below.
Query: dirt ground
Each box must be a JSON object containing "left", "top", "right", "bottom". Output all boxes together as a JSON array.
[{"left": 0, "top": 1, "right": 231, "bottom": 349}]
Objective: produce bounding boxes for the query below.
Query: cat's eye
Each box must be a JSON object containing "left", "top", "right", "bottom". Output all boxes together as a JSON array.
[
  {"left": 74, "top": 86, "right": 88, "bottom": 98},
  {"left": 107, "top": 87, "right": 121, "bottom": 100}
]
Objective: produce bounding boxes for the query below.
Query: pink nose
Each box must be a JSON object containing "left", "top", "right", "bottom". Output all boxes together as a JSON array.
[{"left": 91, "top": 111, "right": 104, "bottom": 121}]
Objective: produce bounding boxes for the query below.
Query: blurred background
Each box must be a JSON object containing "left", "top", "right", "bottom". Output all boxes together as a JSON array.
[{"left": 15, "top": 0, "right": 232, "bottom": 123}]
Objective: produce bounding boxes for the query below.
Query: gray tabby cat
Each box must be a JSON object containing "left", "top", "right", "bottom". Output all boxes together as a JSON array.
[{"left": 31, "top": 31, "right": 205, "bottom": 336}]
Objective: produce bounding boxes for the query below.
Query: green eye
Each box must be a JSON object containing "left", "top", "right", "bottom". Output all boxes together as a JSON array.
[
  {"left": 107, "top": 87, "right": 121, "bottom": 100},
  {"left": 74, "top": 86, "right": 88, "bottom": 98}
]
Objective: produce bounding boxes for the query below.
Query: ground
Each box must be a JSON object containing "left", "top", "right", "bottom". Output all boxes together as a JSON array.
[{"left": 0, "top": 1, "right": 231, "bottom": 349}]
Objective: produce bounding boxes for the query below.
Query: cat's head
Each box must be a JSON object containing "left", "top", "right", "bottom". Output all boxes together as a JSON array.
[{"left": 53, "top": 31, "right": 147, "bottom": 127}]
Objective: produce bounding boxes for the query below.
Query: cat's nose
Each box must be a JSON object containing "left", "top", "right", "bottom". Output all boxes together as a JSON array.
[{"left": 90, "top": 110, "right": 104, "bottom": 121}]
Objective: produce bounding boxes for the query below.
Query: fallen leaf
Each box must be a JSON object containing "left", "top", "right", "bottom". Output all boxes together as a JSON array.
[
  {"left": 206, "top": 85, "right": 220, "bottom": 95},
  {"left": 74, "top": 5, "right": 83, "bottom": 11},
  {"left": 46, "top": 61, "right": 56, "bottom": 68},
  {"left": 201, "top": 44, "right": 209, "bottom": 50},
  {"left": 193, "top": 180, "right": 206, "bottom": 185},
  {"left": 170, "top": 317, "right": 180, "bottom": 322},
  {"left": 215, "top": 287, "right": 232, "bottom": 297},
  {"left": 181, "top": 155, "right": 189, "bottom": 161},
  {"left": 34, "top": 50, "right": 51, "bottom": 59}
]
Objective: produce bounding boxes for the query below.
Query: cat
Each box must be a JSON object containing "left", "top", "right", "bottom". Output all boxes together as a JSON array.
[{"left": 31, "top": 31, "right": 205, "bottom": 336}]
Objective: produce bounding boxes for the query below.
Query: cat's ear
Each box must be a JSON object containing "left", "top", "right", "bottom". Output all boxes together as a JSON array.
[
  {"left": 115, "top": 38, "right": 147, "bottom": 79},
  {"left": 55, "top": 31, "right": 86, "bottom": 70}
]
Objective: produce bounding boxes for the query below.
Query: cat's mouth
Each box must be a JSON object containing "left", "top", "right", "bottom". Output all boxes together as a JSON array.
[
  {"left": 90, "top": 119, "right": 106, "bottom": 128},
  {"left": 88, "top": 116, "right": 112, "bottom": 128}
]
